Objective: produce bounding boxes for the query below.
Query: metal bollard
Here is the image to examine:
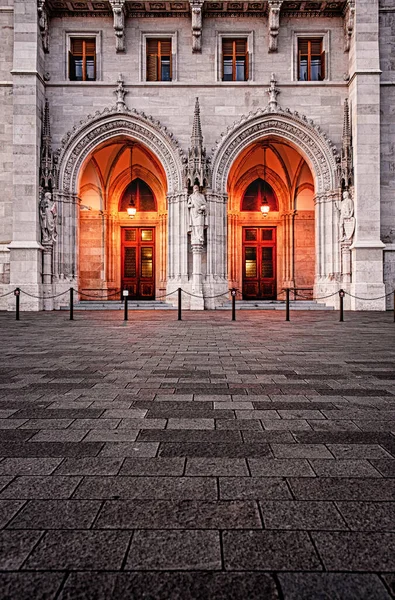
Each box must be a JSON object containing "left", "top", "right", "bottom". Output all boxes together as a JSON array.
[
  {"left": 231, "top": 288, "right": 236, "bottom": 321},
  {"left": 123, "top": 290, "right": 129, "bottom": 321},
  {"left": 285, "top": 288, "right": 290, "bottom": 322},
  {"left": 339, "top": 289, "right": 345, "bottom": 322},
  {"left": 69, "top": 288, "right": 74, "bottom": 321},
  {"left": 14, "top": 288, "right": 20, "bottom": 321},
  {"left": 178, "top": 288, "right": 182, "bottom": 321}
]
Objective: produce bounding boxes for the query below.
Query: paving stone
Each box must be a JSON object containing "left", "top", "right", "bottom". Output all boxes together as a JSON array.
[
  {"left": 381, "top": 574, "right": 395, "bottom": 598},
  {"left": 223, "top": 530, "right": 322, "bottom": 571},
  {"left": 0, "top": 458, "right": 62, "bottom": 475},
  {"left": 261, "top": 419, "right": 312, "bottom": 430},
  {"left": 0, "top": 476, "right": 81, "bottom": 499},
  {"left": 159, "top": 442, "right": 271, "bottom": 458},
  {"left": 118, "top": 418, "right": 167, "bottom": 429},
  {"left": 29, "top": 430, "right": 88, "bottom": 442},
  {"left": 219, "top": 477, "right": 292, "bottom": 500},
  {"left": 95, "top": 499, "right": 261, "bottom": 530},
  {"left": 278, "top": 573, "right": 391, "bottom": 600},
  {"left": 74, "top": 476, "right": 217, "bottom": 500},
  {"left": 271, "top": 444, "right": 334, "bottom": 459},
  {"left": 126, "top": 530, "right": 221, "bottom": 570},
  {"left": 248, "top": 458, "right": 316, "bottom": 477},
  {"left": 8, "top": 499, "right": 101, "bottom": 530},
  {"left": 0, "top": 442, "right": 103, "bottom": 458},
  {"left": 0, "top": 530, "right": 43, "bottom": 570},
  {"left": 241, "top": 431, "right": 296, "bottom": 443},
  {"left": 260, "top": 500, "right": 347, "bottom": 530},
  {"left": 70, "top": 419, "right": 121, "bottom": 429},
  {"left": 119, "top": 458, "right": 185, "bottom": 476},
  {"left": 335, "top": 501, "right": 395, "bottom": 531},
  {"left": 185, "top": 458, "right": 249, "bottom": 476},
  {"left": 23, "top": 530, "right": 131, "bottom": 570},
  {"left": 54, "top": 457, "right": 123, "bottom": 476},
  {"left": 138, "top": 430, "right": 242, "bottom": 442},
  {"left": 19, "top": 419, "right": 74, "bottom": 429},
  {"left": 370, "top": 459, "right": 395, "bottom": 477},
  {"left": 0, "top": 572, "right": 64, "bottom": 600},
  {"left": 288, "top": 478, "right": 395, "bottom": 500},
  {"left": 326, "top": 444, "right": 392, "bottom": 459},
  {"left": 309, "top": 459, "right": 383, "bottom": 478},
  {"left": 12, "top": 409, "right": 103, "bottom": 419},
  {"left": 215, "top": 419, "right": 263, "bottom": 430},
  {"left": 311, "top": 532, "right": 395, "bottom": 571},
  {"left": 83, "top": 431, "right": 139, "bottom": 442},
  {"left": 99, "top": 442, "right": 159, "bottom": 457},
  {"left": 0, "top": 500, "right": 26, "bottom": 528}
]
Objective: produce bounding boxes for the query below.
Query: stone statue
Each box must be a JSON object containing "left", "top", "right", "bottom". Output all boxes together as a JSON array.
[
  {"left": 187, "top": 184, "right": 207, "bottom": 245},
  {"left": 39, "top": 191, "right": 57, "bottom": 244},
  {"left": 336, "top": 189, "right": 355, "bottom": 241}
]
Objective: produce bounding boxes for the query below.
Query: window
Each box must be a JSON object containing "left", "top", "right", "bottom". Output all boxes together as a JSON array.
[
  {"left": 222, "top": 38, "right": 248, "bottom": 81},
  {"left": 69, "top": 38, "right": 96, "bottom": 81},
  {"left": 119, "top": 179, "right": 157, "bottom": 212},
  {"left": 298, "top": 38, "right": 325, "bottom": 81},
  {"left": 241, "top": 179, "right": 278, "bottom": 212},
  {"left": 146, "top": 38, "right": 172, "bottom": 82}
]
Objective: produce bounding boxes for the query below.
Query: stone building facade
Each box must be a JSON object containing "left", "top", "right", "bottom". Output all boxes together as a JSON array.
[{"left": 0, "top": 0, "right": 393, "bottom": 310}]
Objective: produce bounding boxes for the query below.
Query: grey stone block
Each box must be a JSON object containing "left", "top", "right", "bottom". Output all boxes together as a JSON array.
[
  {"left": 288, "top": 478, "right": 395, "bottom": 500},
  {"left": 0, "top": 499, "right": 25, "bottom": 528},
  {"left": 119, "top": 457, "right": 185, "bottom": 476},
  {"left": 0, "top": 573, "right": 63, "bottom": 600},
  {"left": 0, "top": 458, "right": 62, "bottom": 475},
  {"left": 309, "top": 459, "right": 382, "bottom": 478},
  {"left": 8, "top": 500, "right": 102, "bottom": 530},
  {"left": 185, "top": 458, "right": 249, "bottom": 476},
  {"left": 55, "top": 458, "right": 124, "bottom": 476},
  {"left": 0, "top": 476, "right": 81, "bottom": 499},
  {"left": 219, "top": 477, "right": 292, "bottom": 500},
  {"left": 0, "top": 530, "right": 43, "bottom": 570},
  {"left": 278, "top": 573, "right": 391, "bottom": 600},
  {"left": 260, "top": 500, "right": 347, "bottom": 530},
  {"left": 311, "top": 532, "right": 395, "bottom": 571},
  {"left": 248, "top": 458, "right": 316, "bottom": 477},
  {"left": 335, "top": 501, "right": 395, "bottom": 531}
]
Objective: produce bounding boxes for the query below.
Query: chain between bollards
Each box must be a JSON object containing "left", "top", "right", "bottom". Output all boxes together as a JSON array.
[
  {"left": 177, "top": 288, "right": 182, "bottom": 321},
  {"left": 69, "top": 287, "right": 74, "bottom": 321},
  {"left": 14, "top": 287, "right": 20, "bottom": 321},
  {"left": 339, "top": 289, "right": 345, "bottom": 322},
  {"left": 123, "top": 290, "right": 129, "bottom": 321},
  {"left": 285, "top": 288, "right": 290, "bottom": 322},
  {"left": 231, "top": 288, "right": 236, "bottom": 321}
]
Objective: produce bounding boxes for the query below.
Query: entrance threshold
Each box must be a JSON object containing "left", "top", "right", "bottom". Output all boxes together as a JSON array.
[{"left": 216, "top": 300, "right": 334, "bottom": 311}]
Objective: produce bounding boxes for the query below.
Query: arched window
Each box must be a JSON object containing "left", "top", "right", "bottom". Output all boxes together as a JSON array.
[
  {"left": 241, "top": 178, "right": 278, "bottom": 212},
  {"left": 119, "top": 178, "right": 157, "bottom": 212}
]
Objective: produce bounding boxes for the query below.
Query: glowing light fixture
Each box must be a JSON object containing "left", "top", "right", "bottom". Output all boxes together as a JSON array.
[
  {"left": 127, "top": 144, "right": 137, "bottom": 219},
  {"left": 261, "top": 144, "right": 270, "bottom": 218}
]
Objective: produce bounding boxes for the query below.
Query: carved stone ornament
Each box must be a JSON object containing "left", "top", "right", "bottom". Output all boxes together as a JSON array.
[
  {"left": 39, "top": 191, "right": 57, "bottom": 245},
  {"left": 37, "top": 0, "right": 49, "bottom": 54},
  {"left": 268, "top": 0, "right": 283, "bottom": 53},
  {"left": 185, "top": 97, "right": 210, "bottom": 188},
  {"left": 336, "top": 188, "right": 355, "bottom": 241},
  {"left": 210, "top": 104, "right": 340, "bottom": 195},
  {"left": 188, "top": 184, "right": 207, "bottom": 245},
  {"left": 114, "top": 73, "right": 128, "bottom": 112},
  {"left": 344, "top": 0, "right": 355, "bottom": 53},
  {"left": 190, "top": 0, "right": 204, "bottom": 53},
  {"left": 338, "top": 98, "right": 353, "bottom": 189},
  {"left": 56, "top": 107, "right": 185, "bottom": 195},
  {"left": 110, "top": 0, "right": 126, "bottom": 53},
  {"left": 266, "top": 72, "right": 280, "bottom": 112}
]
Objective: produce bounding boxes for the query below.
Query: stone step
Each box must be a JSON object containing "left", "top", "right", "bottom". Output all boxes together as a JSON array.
[
  {"left": 61, "top": 301, "right": 176, "bottom": 310},
  {"left": 216, "top": 301, "right": 334, "bottom": 311}
]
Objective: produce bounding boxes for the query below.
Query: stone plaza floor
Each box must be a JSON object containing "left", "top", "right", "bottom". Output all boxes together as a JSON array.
[{"left": 0, "top": 309, "right": 394, "bottom": 599}]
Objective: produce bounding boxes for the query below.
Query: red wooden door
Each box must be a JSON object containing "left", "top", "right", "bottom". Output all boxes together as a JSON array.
[
  {"left": 121, "top": 228, "right": 155, "bottom": 300},
  {"left": 242, "top": 227, "right": 276, "bottom": 300}
]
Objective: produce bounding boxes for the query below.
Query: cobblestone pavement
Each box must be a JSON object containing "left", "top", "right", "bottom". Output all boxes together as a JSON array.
[{"left": 0, "top": 310, "right": 394, "bottom": 599}]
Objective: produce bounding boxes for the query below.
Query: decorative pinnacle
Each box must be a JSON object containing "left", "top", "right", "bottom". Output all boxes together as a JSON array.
[
  {"left": 114, "top": 73, "right": 128, "bottom": 112},
  {"left": 266, "top": 72, "right": 280, "bottom": 113},
  {"left": 342, "top": 98, "right": 351, "bottom": 145},
  {"left": 42, "top": 98, "right": 51, "bottom": 141},
  {"left": 191, "top": 97, "right": 203, "bottom": 147}
]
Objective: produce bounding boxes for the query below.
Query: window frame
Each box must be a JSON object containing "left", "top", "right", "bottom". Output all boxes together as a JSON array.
[
  {"left": 65, "top": 32, "right": 101, "bottom": 82},
  {"left": 292, "top": 31, "right": 330, "bottom": 82},
  {"left": 141, "top": 32, "right": 178, "bottom": 83},
  {"left": 216, "top": 32, "right": 254, "bottom": 83}
]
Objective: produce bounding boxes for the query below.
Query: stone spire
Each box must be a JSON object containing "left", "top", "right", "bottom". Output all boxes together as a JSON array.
[
  {"left": 339, "top": 98, "right": 353, "bottom": 189},
  {"left": 266, "top": 73, "right": 280, "bottom": 112},
  {"left": 39, "top": 98, "right": 56, "bottom": 191},
  {"left": 185, "top": 97, "right": 210, "bottom": 188}
]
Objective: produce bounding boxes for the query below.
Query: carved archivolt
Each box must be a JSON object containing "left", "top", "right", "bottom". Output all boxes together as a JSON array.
[
  {"left": 211, "top": 108, "right": 340, "bottom": 195},
  {"left": 56, "top": 107, "right": 185, "bottom": 194}
]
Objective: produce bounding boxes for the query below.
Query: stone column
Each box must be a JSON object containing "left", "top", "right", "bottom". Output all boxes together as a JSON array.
[
  {"left": 282, "top": 210, "right": 296, "bottom": 291},
  {"left": 166, "top": 191, "right": 189, "bottom": 304},
  {"left": 51, "top": 191, "right": 78, "bottom": 308},
  {"left": 8, "top": 0, "right": 45, "bottom": 311},
  {"left": 348, "top": 0, "right": 385, "bottom": 310},
  {"left": 313, "top": 191, "right": 341, "bottom": 308},
  {"left": 190, "top": 243, "right": 204, "bottom": 310},
  {"left": 204, "top": 189, "right": 228, "bottom": 308}
]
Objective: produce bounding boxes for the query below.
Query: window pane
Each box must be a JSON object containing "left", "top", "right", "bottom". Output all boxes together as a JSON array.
[
  {"left": 235, "top": 56, "right": 245, "bottom": 81},
  {"left": 125, "top": 229, "right": 136, "bottom": 242},
  {"left": 86, "top": 57, "right": 95, "bottom": 81},
  {"left": 245, "top": 247, "right": 257, "bottom": 278},
  {"left": 245, "top": 229, "right": 257, "bottom": 241},
  {"left": 262, "top": 247, "right": 274, "bottom": 278},
  {"left": 141, "top": 247, "right": 153, "bottom": 278},
  {"left": 262, "top": 229, "right": 273, "bottom": 241},
  {"left": 223, "top": 57, "right": 233, "bottom": 81},
  {"left": 161, "top": 57, "right": 171, "bottom": 81},
  {"left": 299, "top": 56, "right": 308, "bottom": 81},
  {"left": 73, "top": 58, "right": 83, "bottom": 80},
  {"left": 311, "top": 56, "right": 321, "bottom": 81},
  {"left": 141, "top": 230, "right": 153, "bottom": 241},
  {"left": 124, "top": 247, "right": 137, "bottom": 278}
]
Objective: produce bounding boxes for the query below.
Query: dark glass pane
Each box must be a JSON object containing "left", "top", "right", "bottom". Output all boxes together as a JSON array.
[
  {"left": 242, "top": 179, "right": 278, "bottom": 212},
  {"left": 311, "top": 56, "right": 321, "bottom": 81},
  {"left": 245, "top": 247, "right": 257, "bottom": 278},
  {"left": 125, "top": 229, "right": 136, "bottom": 242},
  {"left": 262, "top": 229, "right": 273, "bottom": 241},
  {"left": 245, "top": 229, "right": 257, "bottom": 241},
  {"left": 223, "top": 57, "right": 233, "bottom": 81},
  {"left": 124, "top": 247, "right": 137, "bottom": 278},
  {"left": 141, "top": 247, "right": 153, "bottom": 278},
  {"left": 262, "top": 247, "right": 273, "bottom": 278},
  {"left": 161, "top": 57, "right": 171, "bottom": 81},
  {"left": 141, "top": 230, "right": 153, "bottom": 241},
  {"left": 86, "top": 57, "right": 95, "bottom": 81},
  {"left": 299, "top": 56, "right": 308, "bottom": 81},
  {"left": 120, "top": 179, "right": 156, "bottom": 212},
  {"left": 73, "top": 58, "right": 83, "bottom": 81},
  {"left": 235, "top": 56, "right": 245, "bottom": 81}
]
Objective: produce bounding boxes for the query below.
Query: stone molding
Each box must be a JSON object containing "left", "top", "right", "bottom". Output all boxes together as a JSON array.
[
  {"left": 56, "top": 107, "right": 186, "bottom": 194},
  {"left": 210, "top": 108, "right": 340, "bottom": 195}
]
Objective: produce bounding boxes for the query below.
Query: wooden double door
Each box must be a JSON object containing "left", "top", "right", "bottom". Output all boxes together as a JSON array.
[
  {"left": 242, "top": 227, "right": 277, "bottom": 300},
  {"left": 121, "top": 227, "right": 155, "bottom": 300}
]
